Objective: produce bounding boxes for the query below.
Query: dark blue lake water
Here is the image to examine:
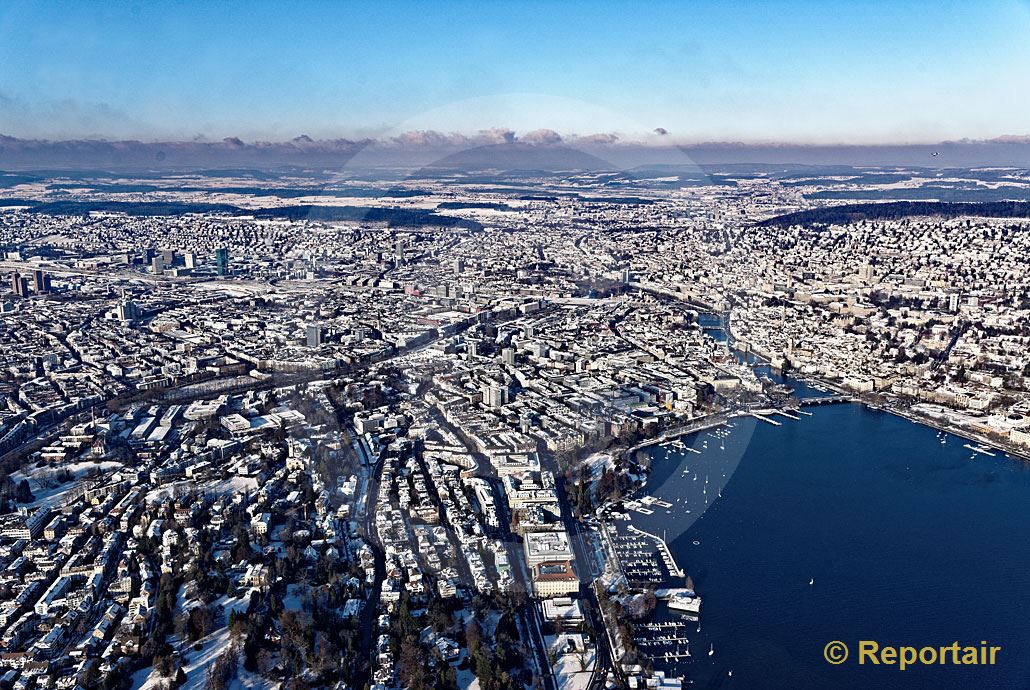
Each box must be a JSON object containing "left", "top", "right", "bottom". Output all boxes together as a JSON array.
[{"left": 632, "top": 403, "right": 1030, "bottom": 689}]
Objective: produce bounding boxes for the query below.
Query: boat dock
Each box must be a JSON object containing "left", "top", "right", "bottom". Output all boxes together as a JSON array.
[
  {"left": 628, "top": 524, "right": 685, "bottom": 578},
  {"left": 964, "top": 443, "right": 997, "bottom": 457},
  {"left": 640, "top": 496, "right": 673, "bottom": 509},
  {"left": 750, "top": 412, "right": 782, "bottom": 426},
  {"left": 632, "top": 413, "right": 731, "bottom": 452},
  {"left": 608, "top": 531, "right": 666, "bottom": 584},
  {"left": 635, "top": 621, "right": 694, "bottom": 671}
]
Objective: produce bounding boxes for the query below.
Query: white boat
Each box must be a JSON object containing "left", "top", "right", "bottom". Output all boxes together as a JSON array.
[
  {"left": 708, "top": 644, "right": 714, "bottom": 656},
  {"left": 667, "top": 591, "right": 702, "bottom": 617}
]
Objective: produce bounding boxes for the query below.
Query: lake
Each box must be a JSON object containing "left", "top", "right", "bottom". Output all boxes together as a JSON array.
[{"left": 629, "top": 402, "right": 1030, "bottom": 688}]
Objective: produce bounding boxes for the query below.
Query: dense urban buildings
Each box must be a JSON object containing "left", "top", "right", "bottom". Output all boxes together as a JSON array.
[{"left": 0, "top": 165, "right": 1027, "bottom": 690}]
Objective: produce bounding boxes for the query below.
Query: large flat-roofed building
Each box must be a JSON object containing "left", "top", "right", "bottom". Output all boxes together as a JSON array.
[
  {"left": 531, "top": 560, "right": 579, "bottom": 597},
  {"left": 540, "top": 596, "right": 585, "bottom": 628},
  {"left": 524, "top": 529, "right": 573, "bottom": 567}
]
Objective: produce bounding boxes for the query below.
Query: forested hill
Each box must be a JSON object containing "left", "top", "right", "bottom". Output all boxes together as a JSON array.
[{"left": 758, "top": 201, "right": 1030, "bottom": 228}]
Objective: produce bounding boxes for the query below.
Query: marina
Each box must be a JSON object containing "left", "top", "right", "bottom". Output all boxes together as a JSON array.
[
  {"left": 628, "top": 524, "right": 685, "bottom": 578},
  {"left": 634, "top": 621, "right": 695, "bottom": 669},
  {"left": 608, "top": 399, "right": 1030, "bottom": 689},
  {"left": 601, "top": 313, "right": 1030, "bottom": 687}
]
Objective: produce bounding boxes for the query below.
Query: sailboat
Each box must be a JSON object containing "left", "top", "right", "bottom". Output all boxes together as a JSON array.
[{"left": 709, "top": 644, "right": 714, "bottom": 656}]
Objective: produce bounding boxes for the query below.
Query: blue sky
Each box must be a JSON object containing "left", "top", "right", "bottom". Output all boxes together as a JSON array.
[{"left": 1, "top": 0, "right": 1029, "bottom": 143}]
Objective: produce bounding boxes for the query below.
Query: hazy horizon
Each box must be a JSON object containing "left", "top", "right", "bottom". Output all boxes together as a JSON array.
[{"left": 5, "top": 130, "right": 1030, "bottom": 170}]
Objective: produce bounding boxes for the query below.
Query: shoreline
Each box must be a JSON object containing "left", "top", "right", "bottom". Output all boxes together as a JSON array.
[
  {"left": 792, "top": 370, "right": 1030, "bottom": 463},
  {"left": 873, "top": 401, "right": 1030, "bottom": 462},
  {"left": 718, "top": 316, "right": 1030, "bottom": 464}
]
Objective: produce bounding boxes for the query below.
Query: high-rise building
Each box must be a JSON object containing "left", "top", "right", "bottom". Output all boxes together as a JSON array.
[
  {"left": 161, "top": 249, "right": 176, "bottom": 266},
  {"left": 151, "top": 256, "right": 165, "bottom": 274},
  {"left": 215, "top": 248, "right": 229, "bottom": 276},
  {"left": 11, "top": 273, "right": 29, "bottom": 298},
  {"left": 116, "top": 300, "right": 142, "bottom": 322},
  {"left": 183, "top": 252, "right": 197, "bottom": 269},
  {"left": 306, "top": 324, "right": 324, "bottom": 348},
  {"left": 482, "top": 382, "right": 509, "bottom": 409},
  {"left": 32, "top": 270, "right": 51, "bottom": 294}
]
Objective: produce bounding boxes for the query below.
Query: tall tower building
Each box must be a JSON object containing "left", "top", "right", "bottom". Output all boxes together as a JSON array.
[
  {"left": 117, "top": 299, "right": 141, "bottom": 322},
  {"left": 482, "top": 381, "right": 509, "bottom": 409},
  {"left": 32, "top": 270, "right": 51, "bottom": 294},
  {"left": 11, "top": 273, "right": 29, "bottom": 298},
  {"left": 215, "top": 248, "right": 229, "bottom": 276},
  {"left": 306, "top": 324, "right": 325, "bottom": 348}
]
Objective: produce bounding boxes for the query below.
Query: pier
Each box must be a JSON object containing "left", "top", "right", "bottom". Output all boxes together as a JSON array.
[
  {"left": 750, "top": 412, "right": 782, "bottom": 426},
  {"left": 635, "top": 620, "right": 694, "bottom": 670},
  {"left": 628, "top": 524, "right": 685, "bottom": 578},
  {"left": 631, "top": 412, "right": 730, "bottom": 453}
]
